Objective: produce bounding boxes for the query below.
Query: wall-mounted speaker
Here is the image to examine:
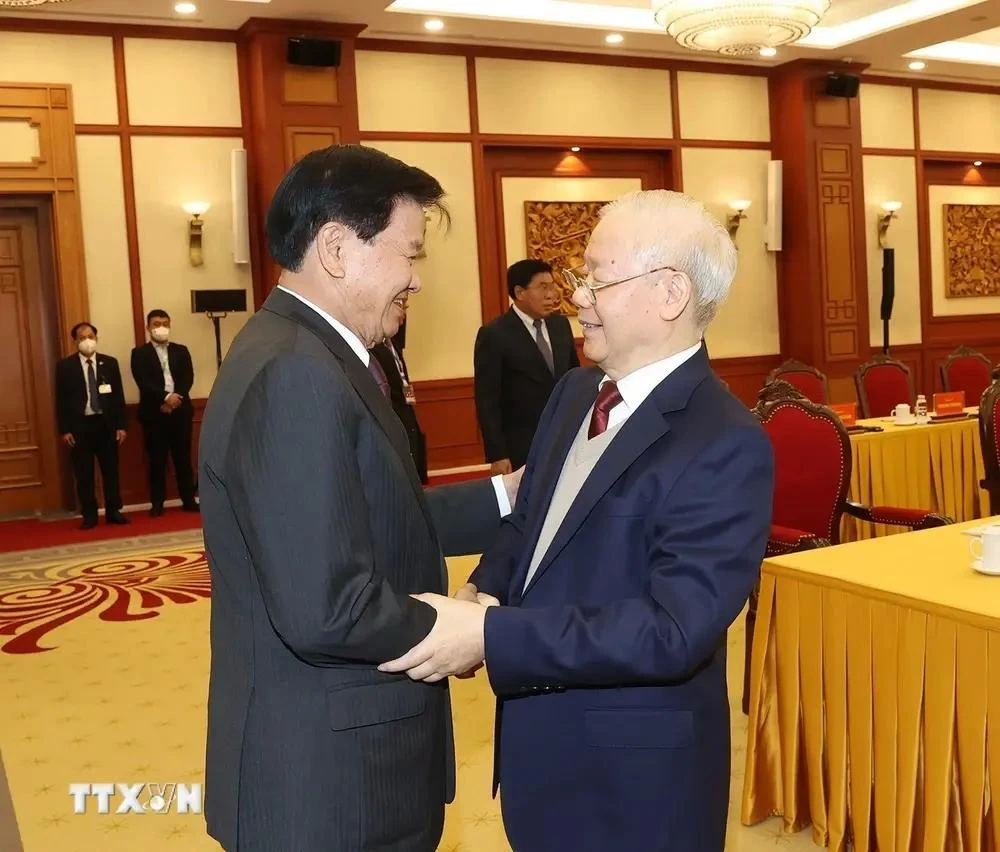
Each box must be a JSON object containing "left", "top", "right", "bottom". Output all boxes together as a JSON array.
[
  {"left": 287, "top": 37, "right": 342, "bottom": 68},
  {"left": 824, "top": 72, "right": 860, "bottom": 98},
  {"left": 191, "top": 289, "right": 247, "bottom": 315},
  {"left": 230, "top": 148, "right": 250, "bottom": 266},
  {"left": 765, "top": 160, "right": 783, "bottom": 252}
]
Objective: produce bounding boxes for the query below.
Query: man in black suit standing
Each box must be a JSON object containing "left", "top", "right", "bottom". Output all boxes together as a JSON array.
[
  {"left": 474, "top": 259, "right": 580, "bottom": 474},
  {"left": 372, "top": 317, "right": 428, "bottom": 483},
  {"left": 55, "top": 322, "right": 129, "bottom": 529},
  {"left": 199, "top": 144, "right": 520, "bottom": 852},
  {"left": 130, "top": 309, "right": 198, "bottom": 516}
]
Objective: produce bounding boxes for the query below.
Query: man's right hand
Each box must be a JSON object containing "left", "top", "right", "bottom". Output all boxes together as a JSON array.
[
  {"left": 62, "top": 433, "right": 75, "bottom": 448},
  {"left": 490, "top": 458, "right": 513, "bottom": 476}
]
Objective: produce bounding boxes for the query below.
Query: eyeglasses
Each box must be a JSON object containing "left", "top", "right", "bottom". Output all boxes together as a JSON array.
[{"left": 562, "top": 264, "right": 680, "bottom": 307}]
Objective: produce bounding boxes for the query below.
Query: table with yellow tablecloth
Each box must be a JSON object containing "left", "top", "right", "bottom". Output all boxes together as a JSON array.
[
  {"left": 742, "top": 519, "right": 1000, "bottom": 852},
  {"left": 844, "top": 411, "right": 989, "bottom": 540}
]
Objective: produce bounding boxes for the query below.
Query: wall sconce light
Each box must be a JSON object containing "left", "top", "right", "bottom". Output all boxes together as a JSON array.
[
  {"left": 877, "top": 200, "right": 901, "bottom": 249},
  {"left": 727, "top": 200, "right": 751, "bottom": 241},
  {"left": 182, "top": 201, "right": 211, "bottom": 266}
]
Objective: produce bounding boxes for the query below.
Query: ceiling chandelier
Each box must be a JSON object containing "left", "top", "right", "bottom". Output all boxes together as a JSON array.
[
  {"left": 0, "top": 0, "right": 72, "bottom": 5},
  {"left": 652, "top": 0, "right": 831, "bottom": 58}
]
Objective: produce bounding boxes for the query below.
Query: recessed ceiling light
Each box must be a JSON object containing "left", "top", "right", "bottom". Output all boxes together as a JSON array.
[
  {"left": 571, "top": 146, "right": 581, "bottom": 153},
  {"left": 759, "top": 47, "right": 777, "bottom": 58},
  {"left": 974, "top": 160, "right": 983, "bottom": 167},
  {"left": 424, "top": 19, "right": 445, "bottom": 31},
  {"left": 908, "top": 60, "right": 926, "bottom": 71},
  {"left": 605, "top": 33, "right": 624, "bottom": 45},
  {"left": 174, "top": 1, "right": 197, "bottom": 13}
]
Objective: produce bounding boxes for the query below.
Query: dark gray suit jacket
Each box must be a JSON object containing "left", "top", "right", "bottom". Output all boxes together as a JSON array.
[{"left": 200, "top": 288, "right": 502, "bottom": 852}]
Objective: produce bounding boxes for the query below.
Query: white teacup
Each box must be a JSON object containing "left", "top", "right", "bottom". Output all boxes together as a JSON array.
[
  {"left": 970, "top": 525, "right": 1000, "bottom": 574},
  {"left": 891, "top": 403, "right": 913, "bottom": 424}
]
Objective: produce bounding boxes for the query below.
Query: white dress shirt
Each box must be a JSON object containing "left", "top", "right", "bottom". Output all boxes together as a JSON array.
[
  {"left": 79, "top": 352, "right": 99, "bottom": 416},
  {"left": 277, "top": 285, "right": 511, "bottom": 515},
  {"left": 601, "top": 342, "right": 703, "bottom": 431},
  {"left": 511, "top": 302, "right": 551, "bottom": 349},
  {"left": 153, "top": 341, "right": 175, "bottom": 398}
]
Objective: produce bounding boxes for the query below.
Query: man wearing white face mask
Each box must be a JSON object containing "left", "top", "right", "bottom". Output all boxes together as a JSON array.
[
  {"left": 131, "top": 309, "right": 198, "bottom": 516},
  {"left": 55, "top": 322, "right": 129, "bottom": 529}
]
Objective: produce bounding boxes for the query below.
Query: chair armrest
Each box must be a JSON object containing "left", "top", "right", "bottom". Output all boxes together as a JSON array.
[
  {"left": 767, "top": 525, "right": 830, "bottom": 557},
  {"left": 844, "top": 500, "right": 952, "bottom": 530}
]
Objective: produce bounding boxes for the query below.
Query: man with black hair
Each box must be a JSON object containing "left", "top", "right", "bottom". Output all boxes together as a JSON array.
[
  {"left": 199, "top": 144, "right": 521, "bottom": 852},
  {"left": 131, "top": 309, "right": 198, "bottom": 516},
  {"left": 474, "top": 259, "right": 579, "bottom": 473},
  {"left": 55, "top": 322, "right": 128, "bottom": 529}
]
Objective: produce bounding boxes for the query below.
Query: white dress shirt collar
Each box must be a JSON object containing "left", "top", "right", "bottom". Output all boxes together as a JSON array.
[
  {"left": 78, "top": 351, "right": 97, "bottom": 368},
  {"left": 601, "top": 341, "right": 703, "bottom": 418},
  {"left": 511, "top": 302, "right": 543, "bottom": 334},
  {"left": 277, "top": 285, "right": 369, "bottom": 366}
]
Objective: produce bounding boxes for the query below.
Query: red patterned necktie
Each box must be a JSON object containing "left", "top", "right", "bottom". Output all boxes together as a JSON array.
[{"left": 588, "top": 381, "right": 623, "bottom": 439}]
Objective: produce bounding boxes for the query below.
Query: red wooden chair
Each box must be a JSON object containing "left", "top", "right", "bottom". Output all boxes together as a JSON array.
[
  {"left": 766, "top": 358, "right": 829, "bottom": 404},
  {"left": 941, "top": 345, "right": 992, "bottom": 403},
  {"left": 854, "top": 354, "right": 915, "bottom": 419},
  {"left": 743, "top": 381, "right": 951, "bottom": 713},
  {"left": 979, "top": 380, "right": 1000, "bottom": 515}
]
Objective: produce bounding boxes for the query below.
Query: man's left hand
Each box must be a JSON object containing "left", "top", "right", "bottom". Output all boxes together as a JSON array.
[
  {"left": 379, "top": 594, "right": 495, "bottom": 682},
  {"left": 115, "top": 429, "right": 127, "bottom": 446}
]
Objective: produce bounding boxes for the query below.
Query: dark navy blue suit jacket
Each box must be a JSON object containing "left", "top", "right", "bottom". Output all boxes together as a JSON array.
[{"left": 470, "top": 346, "right": 774, "bottom": 852}]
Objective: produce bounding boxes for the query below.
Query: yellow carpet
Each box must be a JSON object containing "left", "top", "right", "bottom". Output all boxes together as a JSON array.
[{"left": 0, "top": 533, "right": 814, "bottom": 851}]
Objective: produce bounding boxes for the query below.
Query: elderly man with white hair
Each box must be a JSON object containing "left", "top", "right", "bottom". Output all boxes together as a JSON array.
[{"left": 382, "top": 189, "right": 775, "bottom": 851}]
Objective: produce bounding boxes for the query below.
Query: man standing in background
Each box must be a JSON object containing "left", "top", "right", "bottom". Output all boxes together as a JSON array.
[
  {"left": 131, "top": 309, "right": 198, "bottom": 516},
  {"left": 55, "top": 322, "right": 129, "bottom": 529},
  {"left": 474, "top": 259, "right": 579, "bottom": 474},
  {"left": 372, "top": 317, "right": 428, "bottom": 483}
]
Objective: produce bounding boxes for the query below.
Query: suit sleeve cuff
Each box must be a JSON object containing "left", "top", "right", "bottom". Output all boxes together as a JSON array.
[
  {"left": 491, "top": 474, "right": 511, "bottom": 518},
  {"left": 484, "top": 606, "right": 555, "bottom": 697}
]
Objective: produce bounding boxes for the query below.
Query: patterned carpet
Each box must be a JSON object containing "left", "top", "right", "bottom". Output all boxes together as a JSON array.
[{"left": 0, "top": 532, "right": 816, "bottom": 851}]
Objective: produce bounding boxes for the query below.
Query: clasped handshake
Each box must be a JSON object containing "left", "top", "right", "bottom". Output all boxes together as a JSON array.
[{"left": 378, "top": 584, "right": 500, "bottom": 683}]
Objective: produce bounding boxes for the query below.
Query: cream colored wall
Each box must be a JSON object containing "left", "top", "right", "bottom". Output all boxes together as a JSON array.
[
  {"left": 0, "top": 32, "right": 117, "bottom": 124},
  {"left": 130, "top": 136, "right": 251, "bottom": 398},
  {"left": 501, "top": 176, "right": 643, "bottom": 337},
  {"left": 363, "top": 140, "right": 481, "bottom": 381},
  {"left": 0, "top": 118, "right": 40, "bottom": 162},
  {"left": 929, "top": 184, "right": 1000, "bottom": 317},
  {"left": 476, "top": 58, "right": 673, "bottom": 138},
  {"left": 919, "top": 89, "right": 1000, "bottom": 154},
  {"left": 356, "top": 51, "right": 469, "bottom": 133},
  {"left": 124, "top": 39, "right": 242, "bottom": 127},
  {"left": 75, "top": 135, "right": 138, "bottom": 402},
  {"left": 676, "top": 72, "right": 770, "bottom": 142},
  {"left": 861, "top": 156, "right": 921, "bottom": 346},
  {"left": 860, "top": 84, "right": 914, "bottom": 150},
  {"left": 681, "top": 148, "right": 778, "bottom": 358}
]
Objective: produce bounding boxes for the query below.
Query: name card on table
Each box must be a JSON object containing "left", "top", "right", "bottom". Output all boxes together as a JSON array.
[
  {"left": 933, "top": 391, "right": 966, "bottom": 416},
  {"left": 830, "top": 402, "right": 857, "bottom": 427}
]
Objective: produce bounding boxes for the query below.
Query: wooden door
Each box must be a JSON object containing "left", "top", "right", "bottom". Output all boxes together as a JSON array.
[
  {"left": 0, "top": 200, "right": 65, "bottom": 516},
  {"left": 478, "top": 146, "right": 674, "bottom": 323}
]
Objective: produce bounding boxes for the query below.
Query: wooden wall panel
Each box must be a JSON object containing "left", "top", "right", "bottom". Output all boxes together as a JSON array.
[
  {"left": 411, "top": 378, "right": 483, "bottom": 470},
  {"left": 769, "top": 62, "right": 871, "bottom": 380},
  {"left": 712, "top": 354, "right": 782, "bottom": 407},
  {"left": 238, "top": 18, "right": 364, "bottom": 307},
  {"left": 0, "top": 82, "right": 88, "bottom": 341}
]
